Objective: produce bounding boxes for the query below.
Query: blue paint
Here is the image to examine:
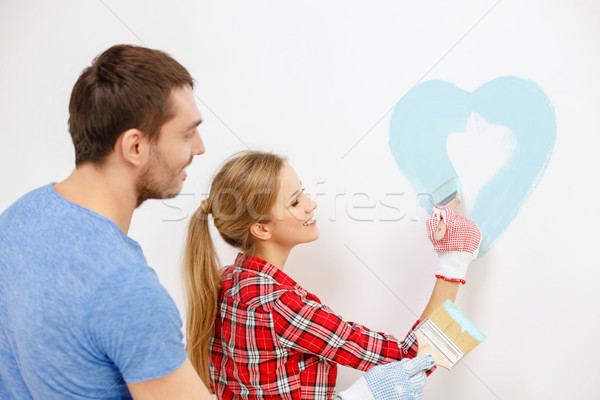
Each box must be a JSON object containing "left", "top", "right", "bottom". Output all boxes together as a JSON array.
[
  {"left": 389, "top": 76, "right": 556, "bottom": 255},
  {"left": 443, "top": 300, "right": 486, "bottom": 342}
]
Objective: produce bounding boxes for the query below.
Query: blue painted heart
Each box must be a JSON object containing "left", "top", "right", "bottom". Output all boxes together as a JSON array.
[{"left": 389, "top": 76, "right": 556, "bottom": 255}]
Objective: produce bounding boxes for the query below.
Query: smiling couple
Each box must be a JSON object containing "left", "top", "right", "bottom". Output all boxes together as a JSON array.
[{"left": 0, "top": 44, "right": 481, "bottom": 400}]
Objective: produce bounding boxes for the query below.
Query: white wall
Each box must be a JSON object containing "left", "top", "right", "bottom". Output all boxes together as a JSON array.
[{"left": 1, "top": 1, "right": 599, "bottom": 398}]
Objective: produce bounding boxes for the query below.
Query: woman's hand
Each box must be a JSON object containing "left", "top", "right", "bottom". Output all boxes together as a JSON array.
[
  {"left": 337, "top": 355, "right": 435, "bottom": 400},
  {"left": 426, "top": 206, "right": 481, "bottom": 284}
]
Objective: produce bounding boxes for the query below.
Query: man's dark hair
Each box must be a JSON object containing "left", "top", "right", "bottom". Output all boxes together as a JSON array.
[{"left": 68, "top": 44, "right": 194, "bottom": 165}]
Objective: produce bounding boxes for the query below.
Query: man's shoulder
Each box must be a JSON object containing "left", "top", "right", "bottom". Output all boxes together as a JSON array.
[
  {"left": 0, "top": 182, "right": 154, "bottom": 311},
  {"left": 0, "top": 183, "right": 52, "bottom": 219},
  {"left": 2, "top": 182, "right": 146, "bottom": 267},
  {"left": 1, "top": 183, "right": 111, "bottom": 233}
]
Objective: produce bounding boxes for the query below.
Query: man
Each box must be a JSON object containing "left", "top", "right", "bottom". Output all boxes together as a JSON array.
[
  {"left": 0, "top": 44, "right": 433, "bottom": 399},
  {"left": 0, "top": 44, "right": 211, "bottom": 400}
]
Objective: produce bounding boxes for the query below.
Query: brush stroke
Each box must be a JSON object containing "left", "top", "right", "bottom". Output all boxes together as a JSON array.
[
  {"left": 389, "top": 76, "right": 556, "bottom": 255},
  {"left": 443, "top": 300, "right": 486, "bottom": 341}
]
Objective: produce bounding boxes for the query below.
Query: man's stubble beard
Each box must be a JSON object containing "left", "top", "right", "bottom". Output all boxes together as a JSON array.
[{"left": 135, "top": 148, "right": 191, "bottom": 207}]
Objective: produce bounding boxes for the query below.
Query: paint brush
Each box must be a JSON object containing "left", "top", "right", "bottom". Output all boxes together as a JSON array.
[
  {"left": 434, "top": 197, "right": 460, "bottom": 241},
  {"left": 429, "top": 177, "right": 460, "bottom": 209},
  {"left": 414, "top": 299, "right": 485, "bottom": 370}
]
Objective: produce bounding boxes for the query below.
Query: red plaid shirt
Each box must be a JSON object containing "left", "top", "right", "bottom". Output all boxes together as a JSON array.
[{"left": 209, "top": 253, "right": 420, "bottom": 399}]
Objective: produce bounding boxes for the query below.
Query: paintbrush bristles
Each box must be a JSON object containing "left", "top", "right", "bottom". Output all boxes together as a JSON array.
[{"left": 428, "top": 304, "right": 482, "bottom": 356}]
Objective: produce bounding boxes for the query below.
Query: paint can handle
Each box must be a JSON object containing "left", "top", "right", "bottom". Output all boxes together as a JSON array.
[{"left": 434, "top": 198, "right": 460, "bottom": 241}]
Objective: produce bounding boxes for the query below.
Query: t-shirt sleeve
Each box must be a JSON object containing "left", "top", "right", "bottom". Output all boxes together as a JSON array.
[{"left": 85, "top": 267, "right": 187, "bottom": 383}]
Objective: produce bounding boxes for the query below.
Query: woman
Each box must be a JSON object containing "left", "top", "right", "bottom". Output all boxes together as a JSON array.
[{"left": 183, "top": 151, "right": 480, "bottom": 399}]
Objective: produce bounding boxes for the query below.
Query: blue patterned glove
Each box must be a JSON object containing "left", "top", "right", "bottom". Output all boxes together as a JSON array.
[{"left": 337, "top": 355, "right": 435, "bottom": 400}]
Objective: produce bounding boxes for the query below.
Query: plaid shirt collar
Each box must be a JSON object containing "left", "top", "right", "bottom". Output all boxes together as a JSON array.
[{"left": 234, "top": 252, "right": 301, "bottom": 289}]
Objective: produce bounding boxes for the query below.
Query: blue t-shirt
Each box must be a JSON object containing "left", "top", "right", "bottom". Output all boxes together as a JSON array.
[{"left": 0, "top": 184, "right": 187, "bottom": 399}]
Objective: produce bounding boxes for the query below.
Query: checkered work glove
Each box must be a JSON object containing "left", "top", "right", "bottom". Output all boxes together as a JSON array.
[
  {"left": 337, "top": 355, "right": 434, "bottom": 400},
  {"left": 426, "top": 206, "right": 481, "bottom": 284}
]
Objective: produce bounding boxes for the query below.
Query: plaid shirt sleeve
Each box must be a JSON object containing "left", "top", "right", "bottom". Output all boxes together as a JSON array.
[{"left": 271, "top": 289, "right": 419, "bottom": 372}]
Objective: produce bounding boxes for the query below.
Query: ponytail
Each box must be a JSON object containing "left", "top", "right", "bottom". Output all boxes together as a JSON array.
[
  {"left": 183, "top": 151, "right": 285, "bottom": 389},
  {"left": 183, "top": 204, "right": 221, "bottom": 389}
]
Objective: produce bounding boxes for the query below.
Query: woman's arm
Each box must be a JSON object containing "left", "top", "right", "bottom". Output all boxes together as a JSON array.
[
  {"left": 271, "top": 290, "right": 417, "bottom": 372},
  {"left": 420, "top": 206, "right": 481, "bottom": 320},
  {"left": 419, "top": 279, "right": 460, "bottom": 321}
]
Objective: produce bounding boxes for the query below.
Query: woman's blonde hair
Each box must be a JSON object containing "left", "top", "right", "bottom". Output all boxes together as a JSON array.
[{"left": 183, "top": 150, "right": 285, "bottom": 388}]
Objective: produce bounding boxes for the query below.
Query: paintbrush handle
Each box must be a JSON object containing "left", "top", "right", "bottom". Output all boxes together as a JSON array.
[{"left": 434, "top": 198, "right": 460, "bottom": 241}]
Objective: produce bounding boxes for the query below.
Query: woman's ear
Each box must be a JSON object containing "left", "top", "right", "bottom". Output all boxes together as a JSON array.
[
  {"left": 117, "top": 128, "right": 147, "bottom": 166},
  {"left": 249, "top": 222, "right": 271, "bottom": 242}
]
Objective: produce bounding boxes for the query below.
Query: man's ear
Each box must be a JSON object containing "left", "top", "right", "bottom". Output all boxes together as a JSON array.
[
  {"left": 249, "top": 222, "right": 272, "bottom": 242},
  {"left": 118, "top": 128, "right": 148, "bottom": 166}
]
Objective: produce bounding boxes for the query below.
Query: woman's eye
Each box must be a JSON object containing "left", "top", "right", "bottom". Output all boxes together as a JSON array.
[{"left": 290, "top": 188, "right": 305, "bottom": 207}]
